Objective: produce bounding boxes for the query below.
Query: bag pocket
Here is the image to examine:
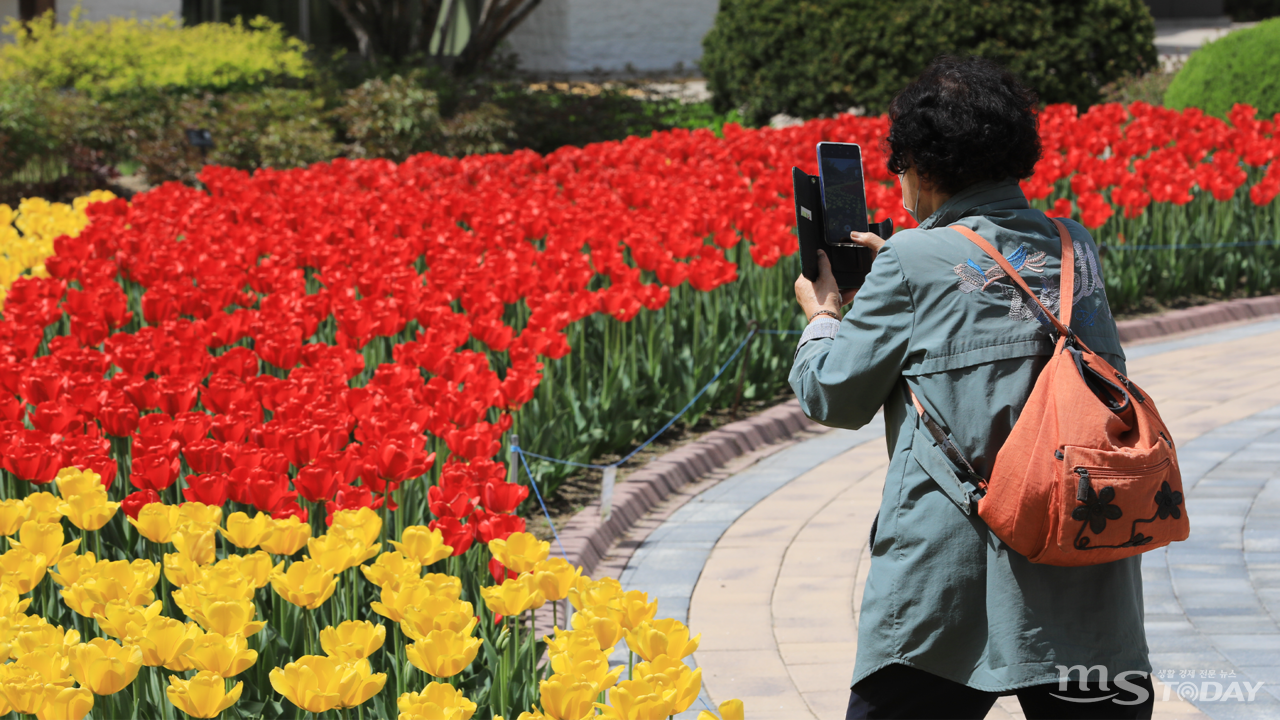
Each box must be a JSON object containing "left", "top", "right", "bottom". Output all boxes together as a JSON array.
[{"left": 1054, "top": 446, "right": 1186, "bottom": 561}]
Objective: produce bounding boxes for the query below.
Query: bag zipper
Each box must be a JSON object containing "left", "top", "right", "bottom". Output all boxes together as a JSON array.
[
  {"left": 1074, "top": 457, "right": 1173, "bottom": 502},
  {"left": 1159, "top": 431, "right": 1173, "bottom": 448}
]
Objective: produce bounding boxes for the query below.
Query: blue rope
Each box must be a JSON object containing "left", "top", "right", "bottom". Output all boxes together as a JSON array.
[
  {"left": 513, "top": 444, "right": 570, "bottom": 561},
  {"left": 518, "top": 325, "right": 806, "bottom": 475}
]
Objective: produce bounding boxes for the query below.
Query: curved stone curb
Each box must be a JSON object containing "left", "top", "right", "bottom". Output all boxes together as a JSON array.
[
  {"left": 1118, "top": 296, "right": 1280, "bottom": 344},
  {"left": 555, "top": 401, "right": 821, "bottom": 578}
]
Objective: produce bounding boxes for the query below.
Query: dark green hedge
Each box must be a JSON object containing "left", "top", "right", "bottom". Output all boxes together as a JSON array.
[
  {"left": 1165, "top": 18, "right": 1280, "bottom": 118},
  {"left": 701, "top": 0, "right": 1158, "bottom": 125}
]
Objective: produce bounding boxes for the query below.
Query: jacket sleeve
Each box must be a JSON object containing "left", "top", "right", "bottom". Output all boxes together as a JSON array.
[{"left": 788, "top": 241, "right": 915, "bottom": 430}]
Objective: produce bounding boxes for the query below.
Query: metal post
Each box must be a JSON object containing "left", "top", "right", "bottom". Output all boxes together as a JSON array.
[
  {"left": 298, "top": 0, "right": 310, "bottom": 42},
  {"left": 508, "top": 433, "right": 519, "bottom": 485}
]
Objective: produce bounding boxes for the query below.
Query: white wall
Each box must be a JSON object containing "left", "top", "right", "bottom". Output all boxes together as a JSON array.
[
  {"left": 506, "top": 0, "right": 718, "bottom": 75},
  {"left": 0, "top": 0, "right": 20, "bottom": 39},
  {"left": 59, "top": 0, "right": 182, "bottom": 24}
]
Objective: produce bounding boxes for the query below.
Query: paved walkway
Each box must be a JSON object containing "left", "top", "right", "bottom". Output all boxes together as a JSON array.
[{"left": 618, "top": 318, "right": 1280, "bottom": 720}]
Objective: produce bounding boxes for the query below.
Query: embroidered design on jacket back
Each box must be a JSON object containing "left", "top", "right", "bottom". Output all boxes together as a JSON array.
[{"left": 953, "top": 239, "right": 1110, "bottom": 326}]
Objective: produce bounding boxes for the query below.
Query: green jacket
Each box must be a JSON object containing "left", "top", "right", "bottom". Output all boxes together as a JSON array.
[{"left": 789, "top": 179, "right": 1149, "bottom": 692}]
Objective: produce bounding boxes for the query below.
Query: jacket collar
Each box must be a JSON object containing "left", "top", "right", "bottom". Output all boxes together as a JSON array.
[{"left": 914, "top": 178, "right": 1030, "bottom": 230}]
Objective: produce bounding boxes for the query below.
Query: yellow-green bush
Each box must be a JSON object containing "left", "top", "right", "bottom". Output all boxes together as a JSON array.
[{"left": 0, "top": 10, "right": 311, "bottom": 98}]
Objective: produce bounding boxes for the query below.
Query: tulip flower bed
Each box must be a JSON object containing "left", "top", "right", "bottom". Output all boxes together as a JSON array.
[{"left": 1, "top": 100, "right": 1279, "bottom": 720}]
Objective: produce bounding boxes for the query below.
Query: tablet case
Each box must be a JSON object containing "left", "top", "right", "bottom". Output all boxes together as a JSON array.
[{"left": 792, "top": 166, "right": 893, "bottom": 291}]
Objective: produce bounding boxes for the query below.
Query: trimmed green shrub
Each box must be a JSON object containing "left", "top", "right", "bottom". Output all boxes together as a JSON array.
[
  {"left": 332, "top": 74, "right": 516, "bottom": 161},
  {"left": 134, "top": 89, "right": 339, "bottom": 184},
  {"left": 0, "top": 11, "right": 311, "bottom": 99},
  {"left": 701, "top": 0, "right": 1158, "bottom": 125},
  {"left": 1165, "top": 19, "right": 1280, "bottom": 118}
]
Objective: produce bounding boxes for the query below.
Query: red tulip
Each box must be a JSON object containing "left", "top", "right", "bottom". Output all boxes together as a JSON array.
[
  {"left": 184, "top": 472, "right": 230, "bottom": 506},
  {"left": 131, "top": 451, "right": 181, "bottom": 492},
  {"left": 295, "top": 463, "right": 340, "bottom": 504},
  {"left": 429, "top": 516, "right": 475, "bottom": 556},
  {"left": 471, "top": 508, "right": 526, "bottom": 545},
  {"left": 122, "top": 490, "right": 161, "bottom": 519},
  {"left": 480, "top": 480, "right": 528, "bottom": 514}
]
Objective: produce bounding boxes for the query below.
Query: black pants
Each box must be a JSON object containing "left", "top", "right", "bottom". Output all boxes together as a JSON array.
[{"left": 845, "top": 664, "right": 1154, "bottom": 720}]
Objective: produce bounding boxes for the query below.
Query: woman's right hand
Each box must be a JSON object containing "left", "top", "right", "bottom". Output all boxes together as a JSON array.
[{"left": 849, "top": 231, "right": 885, "bottom": 261}]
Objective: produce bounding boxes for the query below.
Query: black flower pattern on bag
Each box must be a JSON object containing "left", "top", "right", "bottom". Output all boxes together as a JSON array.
[
  {"left": 1153, "top": 481, "right": 1184, "bottom": 520},
  {"left": 1072, "top": 485, "right": 1123, "bottom": 534}
]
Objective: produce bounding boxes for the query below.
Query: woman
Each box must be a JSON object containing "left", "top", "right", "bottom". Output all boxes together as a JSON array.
[{"left": 790, "top": 56, "right": 1153, "bottom": 719}]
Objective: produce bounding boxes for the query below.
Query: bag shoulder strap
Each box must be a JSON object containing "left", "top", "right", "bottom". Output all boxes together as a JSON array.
[
  {"left": 948, "top": 217, "right": 1076, "bottom": 332},
  {"left": 907, "top": 215, "right": 1078, "bottom": 493}
]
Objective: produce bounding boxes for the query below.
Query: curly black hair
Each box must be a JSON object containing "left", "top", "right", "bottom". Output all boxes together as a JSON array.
[{"left": 885, "top": 56, "right": 1041, "bottom": 196}]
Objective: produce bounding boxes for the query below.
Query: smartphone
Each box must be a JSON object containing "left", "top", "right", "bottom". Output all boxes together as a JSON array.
[{"left": 816, "top": 142, "right": 869, "bottom": 246}]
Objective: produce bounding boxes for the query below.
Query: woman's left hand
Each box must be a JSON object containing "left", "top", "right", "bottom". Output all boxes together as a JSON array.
[{"left": 795, "top": 250, "right": 857, "bottom": 320}]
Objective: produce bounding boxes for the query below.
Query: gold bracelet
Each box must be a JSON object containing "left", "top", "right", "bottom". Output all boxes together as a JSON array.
[{"left": 808, "top": 309, "right": 840, "bottom": 322}]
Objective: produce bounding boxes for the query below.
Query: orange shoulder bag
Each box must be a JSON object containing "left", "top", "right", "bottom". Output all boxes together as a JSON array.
[{"left": 911, "top": 217, "right": 1190, "bottom": 566}]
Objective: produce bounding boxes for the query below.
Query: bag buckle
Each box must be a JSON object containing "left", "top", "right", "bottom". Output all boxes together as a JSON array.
[{"left": 1050, "top": 326, "right": 1077, "bottom": 347}]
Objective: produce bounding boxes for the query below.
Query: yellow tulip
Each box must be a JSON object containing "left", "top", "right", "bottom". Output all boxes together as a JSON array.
[
  {"left": 128, "top": 503, "right": 182, "bottom": 544},
  {"left": 92, "top": 599, "right": 161, "bottom": 640},
  {"left": 567, "top": 576, "right": 622, "bottom": 612},
  {"left": 481, "top": 575, "right": 545, "bottom": 617},
  {"left": 216, "top": 551, "right": 273, "bottom": 589},
  {"left": 307, "top": 529, "right": 380, "bottom": 575},
  {"left": 220, "top": 512, "right": 272, "bottom": 549},
  {"left": 319, "top": 620, "right": 386, "bottom": 660},
  {"left": 571, "top": 607, "right": 625, "bottom": 653},
  {"left": 0, "top": 498, "right": 28, "bottom": 536},
  {"left": 390, "top": 525, "right": 452, "bottom": 566},
  {"left": 68, "top": 638, "right": 143, "bottom": 695},
  {"left": 488, "top": 531, "right": 549, "bottom": 574},
  {"left": 59, "top": 559, "right": 158, "bottom": 618},
  {"left": 14, "top": 522, "right": 79, "bottom": 567},
  {"left": 401, "top": 598, "right": 477, "bottom": 642},
  {"left": 35, "top": 685, "right": 94, "bottom": 720},
  {"left": 55, "top": 468, "right": 104, "bottom": 499},
  {"left": 549, "top": 645, "right": 622, "bottom": 693},
  {"left": 172, "top": 526, "right": 217, "bottom": 566},
  {"left": 259, "top": 516, "right": 312, "bottom": 556},
  {"left": 268, "top": 655, "right": 346, "bottom": 713},
  {"left": 0, "top": 586, "right": 32, "bottom": 620},
  {"left": 397, "top": 682, "right": 478, "bottom": 720},
  {"left": 335, "top": 657, "right": 386, "bottom": 708},
  {"left": 405, "top": 629, "right": 483, "bottom": 678},
  {"left": 624, "top": 618, "right": 700, "bottom": 662},
  {"left": 163, "top": 552, "right": 204, "bottom": 588},
  {"left": 633, "top": 655, "right": 702, "bottom": 714},
  {"left": 166, "top": 671, "right": 242, "bottom": 719},
  {"left": 0, "top": 546, "right": 48, "bottom": 593},
  {"left": 184, "top": 631, "right": 258, "bottom": 677},
  {"left": 49, "top": 552, "right": 97, "bottom": 587},
  {"left": 618, "top": 590, "right": 658, "bottom": 631},
  {"left": 594, "top": 677, "right": 679, "bottom": 720},
  {"left": 360, "top": 551, "right": 421, "bottom": 591},
  {"left": 185, "top": 596, "right": 265, "bottom": 638},
  {"left": 696, "top": 699, "right": 744, "bottom": 720},
  {"left": 532, "top": 557, "right": 581, "bottom": 603},
  {"left": 539, "top": 673, "right": 600, "bottom": 720},
  {"left": 10, "top": 619, "right": 78, "bottom": 659},
  {"left": 15, "top": 646, "right": 74, "bottom": 687},
  {"left": 178, "top": 502, "right": 222, "bottom": 529},
  {"left": 134, "top": 617, "right": 200, "bottom": 668},
  {"left": 370, "top": 574, "right": 461, "bottom": 623},
  {"left": 271, "top": 558, "right": 339, "bottom": 610},
  {"left": 23, "top": 492, "right": 64, "bottom": 523},
  {"left": 0, "top": 663, "right": 51, "bottom": 714},
  {"left": 329, "top": 507, "right": 383, "bottom": 547},
  {"left": 543, "top": 627, "right": 605, "bottom": 662}
]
